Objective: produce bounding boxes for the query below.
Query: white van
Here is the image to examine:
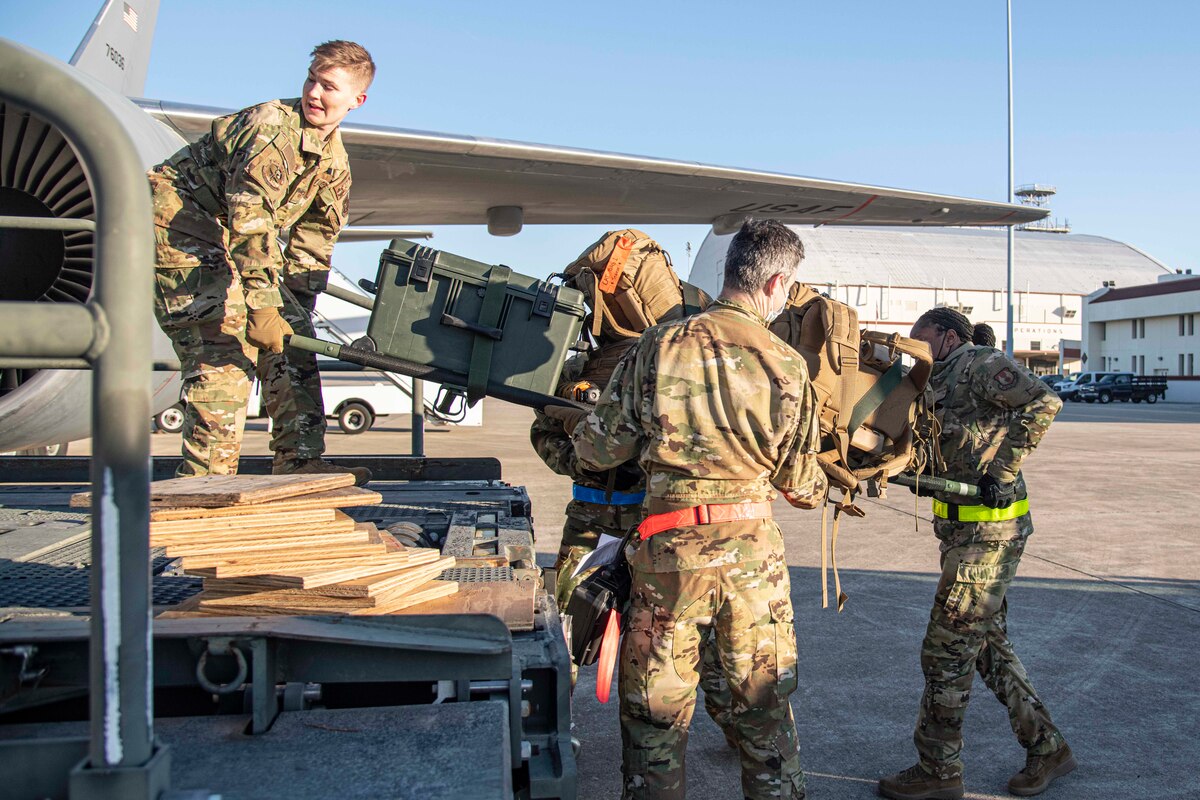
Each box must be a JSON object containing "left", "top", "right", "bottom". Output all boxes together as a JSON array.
[{"left": 153, "top": 371, "right": 483, "bottom": 434}]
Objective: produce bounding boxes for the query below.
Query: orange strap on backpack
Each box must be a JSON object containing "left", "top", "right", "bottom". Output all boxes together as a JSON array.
[{"left": 598, "top": 235, "right": 633, "bottom": 293}]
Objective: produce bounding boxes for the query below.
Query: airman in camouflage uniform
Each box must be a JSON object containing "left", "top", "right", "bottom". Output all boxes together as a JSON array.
[
  {"left": 879, "top": 308, "right": 1075, "bottom": 800},
  {"left": 149, "top": 42, "right": 373, "bottom": 481},
  {"left": 534, "top": 344, "right": 734, "bottom": 734},
  {"left": 531, "top": 341, "right": 646, "bottom": 612},
  {"left": 569, "top": 220, "right": 826, "bottom": 800}
]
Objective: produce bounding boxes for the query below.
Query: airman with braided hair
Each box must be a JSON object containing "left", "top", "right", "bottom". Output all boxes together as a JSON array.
[{"left": 878, "top": 306, "right": 1074, "bottom": 800}]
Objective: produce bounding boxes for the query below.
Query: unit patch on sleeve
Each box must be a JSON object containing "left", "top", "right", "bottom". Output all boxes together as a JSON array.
[
  {"left": 993, "top": 367, "right": 1017, "bottom": 389},
  {"left": 261, "top": 160, "right": 286, "bottom": 191}
]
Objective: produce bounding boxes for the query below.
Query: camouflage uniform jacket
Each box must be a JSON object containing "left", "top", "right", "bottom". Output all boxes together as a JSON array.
[
  {"left": 148, "top": 98, "right": 351, "bottom": 311},
  {"left": 573, "top": 298, "right": 826, "bottom": 571},
  {"left": 531, "top": 348, "right": 645, "bottom": 544},
  {"left": 931, "top": 343, "right": 1062, "bottom": 548}
]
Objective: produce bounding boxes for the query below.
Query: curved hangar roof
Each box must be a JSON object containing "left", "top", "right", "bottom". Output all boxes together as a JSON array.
[{"left": 696, "top": 226, "right": 1171, "bottom": 296}]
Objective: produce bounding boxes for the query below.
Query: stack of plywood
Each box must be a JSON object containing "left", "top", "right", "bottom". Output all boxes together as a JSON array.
[{"left": 72, "top": 474, "right": 457, "bottom": 616}]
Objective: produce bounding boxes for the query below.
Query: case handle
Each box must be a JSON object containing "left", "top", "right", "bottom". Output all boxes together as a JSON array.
[{"left": 440, "top": 313, "right": 503, "bottom": 340}]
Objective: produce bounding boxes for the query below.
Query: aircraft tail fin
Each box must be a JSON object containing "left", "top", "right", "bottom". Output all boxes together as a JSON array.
[{"left": 69, "top": 0, "right": 160, "bottom": 96}]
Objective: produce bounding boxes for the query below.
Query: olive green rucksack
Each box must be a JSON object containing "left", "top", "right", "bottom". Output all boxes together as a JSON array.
[{"left": 564, "top": 229, "right": 709, "bottom": 341}]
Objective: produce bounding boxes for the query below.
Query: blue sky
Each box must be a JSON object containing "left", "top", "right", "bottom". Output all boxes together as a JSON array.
[{"left": 4, "top": 0, "right": 1196, "bottom": 284}]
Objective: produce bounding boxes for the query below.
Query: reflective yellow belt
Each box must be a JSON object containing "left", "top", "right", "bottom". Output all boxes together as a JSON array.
[{"left": 932, "top": 498, "right": 1029, "bottom": 523}]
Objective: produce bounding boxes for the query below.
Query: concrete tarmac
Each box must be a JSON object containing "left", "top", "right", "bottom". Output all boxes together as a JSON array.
[{"left": 81, "top": 399, "right": 1200, "bottom": 799}]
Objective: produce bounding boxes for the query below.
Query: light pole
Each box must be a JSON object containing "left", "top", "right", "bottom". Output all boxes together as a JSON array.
[{"left": 1005, "top": 0, "right": 1016, "bottom": 357}]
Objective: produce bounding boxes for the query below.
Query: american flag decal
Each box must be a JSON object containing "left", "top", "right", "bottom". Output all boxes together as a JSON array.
[{"left": 123, "top": 3, "right": 139, "bottom": 32}]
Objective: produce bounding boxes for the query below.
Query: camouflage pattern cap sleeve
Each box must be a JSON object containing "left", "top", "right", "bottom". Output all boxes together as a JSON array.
[{"left": 969, "top": 349, "right": 1063, "bottom": 482}]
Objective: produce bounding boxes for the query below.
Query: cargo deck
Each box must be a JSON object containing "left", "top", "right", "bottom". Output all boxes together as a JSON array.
[{"left": 0, "top": 458, "right": 576, "bottom": 800}]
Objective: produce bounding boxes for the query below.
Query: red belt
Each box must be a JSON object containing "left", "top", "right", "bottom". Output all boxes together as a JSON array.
[{"left": 637, "top": 501, "right": 773, "bottom": 540}]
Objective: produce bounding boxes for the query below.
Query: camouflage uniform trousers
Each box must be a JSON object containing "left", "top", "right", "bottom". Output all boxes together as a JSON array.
[
  {"left": 157, "top": 230, "right": 324, "bottom": 476},
  {"left": 554, "top": 503, "right": 731, "bottom": 727},
  {"left": 915, "top": 535, "right": 1065, "bottom": 779},
  {"left": 620, "top": 548, "right": 803, "bottom": 800},
  {"left": 259, "top": 287, "right": 326, "bottom": 464}
]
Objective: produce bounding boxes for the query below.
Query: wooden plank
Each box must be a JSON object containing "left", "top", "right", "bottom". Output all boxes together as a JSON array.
[
  {"left": 71, "top": 473, "right": 355, "bottom": 509},
  {"left": 195, "top": 545, "right": 433, "bottom": 577},
  {"left": 192, "top": 580, "right": 459, "bottom": 617},
  {"left": 357, "top": 581, "right": 459, "bottom": 615},
  {"left": 200, "top": 551, "right": 443, "bottom": 594},
  {"left": 306, "top": 555, "right": 453, "bottom": 598},
  {"left": 189, "top": 550, "right": 414, "bottom": 580},
  {"left": 151, "top": 518, "right": 356, "bottom": 548},
  {"left": 196, "top": 558, "right": 453, "bottom": 610},
  {"left": 165, "top": 528, "right": 368, "bottom": 558},
  {"left": 197, "top": 551, "right": 432, "bottom": 587},
  {"left": 154, "top": 510, "right": 357, "bottom": 548},
  {"left": 146, "top": 486, "right": 382, "bottom": 521},
  {"left": 199, "top": 590, "right": 375, "bottom": 612},
  {"left": 150, "top": 508, "right": 337, "bottom": 534},
  {"left": 389, "top": 579, "right": 537, "bottom": 631},
  {"left": 179, "top": 542, "right": 387, "bottom": 571}
]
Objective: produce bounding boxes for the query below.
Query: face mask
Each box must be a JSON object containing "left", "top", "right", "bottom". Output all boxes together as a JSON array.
[
  {"left": 934, "top": 330, "right": 960, "bottom": 361},
  {"left": 764, "top": 279, "right": 788, "bottom": 323},
  {"left": 932, "top": 331, "right": 947, "bottom": 360}
]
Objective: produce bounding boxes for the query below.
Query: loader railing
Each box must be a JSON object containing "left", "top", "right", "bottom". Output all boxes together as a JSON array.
[{"left": 0, "top": 37, "right": 165, "bottom": 797}]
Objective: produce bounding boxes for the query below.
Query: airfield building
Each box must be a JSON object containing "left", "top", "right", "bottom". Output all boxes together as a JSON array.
[
  {"left": 688, "top": 226, "right": 1173, "bottom": 375},
  {"left": 1081, "top": 273, "right": 1200, "bottom": 402}
]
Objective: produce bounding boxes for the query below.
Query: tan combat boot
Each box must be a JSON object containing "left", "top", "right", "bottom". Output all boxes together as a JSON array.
[
  {"left": 1007, "top": 745, "right": 1076, "bottom": 796},
  {"left": 273, "top": 456, "right": 371, "bottom": 487},
  {"left": 878, "top": 764, "right": 964, "bottom": 800}
]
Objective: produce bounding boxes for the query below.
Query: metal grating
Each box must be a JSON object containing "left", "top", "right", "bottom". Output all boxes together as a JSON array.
[
  {"left": 438, "top": 567, "right": 514, "bottom": 583},
  {"left": 0, "top": 509, "right": 90, "bottom": 523},
  {"left": 0, "top": 538, "right": 175, "bottom": 578},
  {"left": 0, "top": 576, "right": 202, "bottom": 608}
]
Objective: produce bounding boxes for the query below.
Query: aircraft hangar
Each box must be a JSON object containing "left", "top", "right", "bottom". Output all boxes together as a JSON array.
[{"left": 689, "top": 225, "right": 1173, "bottom": 375}]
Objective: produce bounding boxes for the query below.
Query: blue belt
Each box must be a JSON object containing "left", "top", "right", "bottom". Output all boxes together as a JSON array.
[{"left": 572, "top": 484, "right": 645, "bottom": 506}]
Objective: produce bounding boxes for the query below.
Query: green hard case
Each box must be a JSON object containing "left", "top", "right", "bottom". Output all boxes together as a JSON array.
[{"left": 367, "top": 240, "right": 587, "bottom": 404}]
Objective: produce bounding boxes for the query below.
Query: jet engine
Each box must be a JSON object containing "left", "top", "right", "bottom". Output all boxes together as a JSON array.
[{"left": 0, "top": 72, "right": 187, "bottom": 453}]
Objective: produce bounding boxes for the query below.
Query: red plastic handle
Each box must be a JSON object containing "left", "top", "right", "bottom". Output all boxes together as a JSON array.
[{"left": 595, "top": 609, "right": 621, "bottom": 704}]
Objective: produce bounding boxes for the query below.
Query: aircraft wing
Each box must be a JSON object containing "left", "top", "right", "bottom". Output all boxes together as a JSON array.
[{"left": 138, "top": 99, "right": 1048, "bottom": 233}]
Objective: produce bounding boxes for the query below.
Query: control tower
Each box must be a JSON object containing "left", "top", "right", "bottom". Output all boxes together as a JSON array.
[{"left": 1016, "top": 184, "right": 1071, "bottom": 233}]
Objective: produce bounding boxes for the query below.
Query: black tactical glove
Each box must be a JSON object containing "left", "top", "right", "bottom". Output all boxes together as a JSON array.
[{"left": 978, "top": 475, "right": 1017, "bottom": 509}]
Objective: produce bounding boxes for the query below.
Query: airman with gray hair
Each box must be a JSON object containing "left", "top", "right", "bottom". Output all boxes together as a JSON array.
[
  {"left": 564, "top": 217, "right": 825, "bottom": 799},
  {"left": 722, "top": 218, "right": 805, "bottom": 296}
]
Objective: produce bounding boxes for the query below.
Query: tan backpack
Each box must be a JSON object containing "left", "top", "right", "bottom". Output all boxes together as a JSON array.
[
  {"left": 564, "top": 229, "right": 709, "bottom": 340},
  {"left": 770, "top": 284, "right": 936, "bottom": 610}
]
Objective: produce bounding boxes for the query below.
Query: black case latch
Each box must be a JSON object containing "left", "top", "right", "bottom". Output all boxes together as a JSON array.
[{"left": 411, "top": 246, "right": 438, "bottom": 284}]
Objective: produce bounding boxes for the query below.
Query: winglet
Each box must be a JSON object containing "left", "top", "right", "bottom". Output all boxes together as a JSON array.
[{"left": 69, "top": 0, "right": 160, "bottom": 96}]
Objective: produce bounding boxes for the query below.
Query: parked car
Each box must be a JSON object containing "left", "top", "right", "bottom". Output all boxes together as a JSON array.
[
  {"left": 1058, "top": 371, "right": 1117, "bottom": 402},
  {"left": 1078, "top": 373, "right": 1168, "bottom": 404}
]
